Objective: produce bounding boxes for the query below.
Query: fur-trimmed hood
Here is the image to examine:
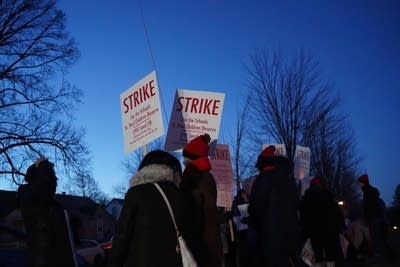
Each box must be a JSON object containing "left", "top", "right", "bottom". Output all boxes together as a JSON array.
[{"left": 129, "top": 164, "right": 180, "bottom": 188}]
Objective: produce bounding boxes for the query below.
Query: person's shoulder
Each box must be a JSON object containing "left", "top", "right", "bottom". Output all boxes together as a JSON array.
[{"left": 125, "top": 183, "right": 153, "bottom": 200}]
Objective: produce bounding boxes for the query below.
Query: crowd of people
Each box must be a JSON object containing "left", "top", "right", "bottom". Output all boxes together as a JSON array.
[{"left": 18, "top": 134, "right": 394, "bottom": 267}]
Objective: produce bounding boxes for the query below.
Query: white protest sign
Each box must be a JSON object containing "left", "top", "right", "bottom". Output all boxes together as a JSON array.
[
  {"left": 120, "top": 71, "right": 164, "bottom": 154},
  {"left": 210, "top": 144, "right": 234, "bottom": 207},
  {"left": 165, "top": 89, "right": 225, "bottom": 151},
  {"left": 294, "top": 145, "right": 310, "bottom": 180}
]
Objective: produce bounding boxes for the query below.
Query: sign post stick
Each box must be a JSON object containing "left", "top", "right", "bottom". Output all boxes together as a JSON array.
[{"left": 225, "top": 207, "right": 235, "bottom": 242}]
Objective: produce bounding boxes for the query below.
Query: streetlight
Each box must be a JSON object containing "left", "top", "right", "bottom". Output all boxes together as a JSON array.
[{"left": 338, "top": 200, "right": 344, "bottom": 206}]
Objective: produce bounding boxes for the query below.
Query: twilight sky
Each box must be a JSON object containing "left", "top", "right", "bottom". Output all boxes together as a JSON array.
[{"left": 55, "top": 0, "right": 399, "bottom": 204}]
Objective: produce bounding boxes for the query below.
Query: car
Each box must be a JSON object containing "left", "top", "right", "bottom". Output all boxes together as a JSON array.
[
  {"left": 100, "top": 236, "right": 113, "bottom": 253},
  {"left": 76, "top": 239, "right": 105, "bottom": 266},
  {"left": 0, "top": 223, "right": 27, "bottom": 267},
  {"left": 0, "top": 223, "right": 89, "bottom": 267},
  {"left": 100, "top": 236, "right": 113, "bottom": 264}
]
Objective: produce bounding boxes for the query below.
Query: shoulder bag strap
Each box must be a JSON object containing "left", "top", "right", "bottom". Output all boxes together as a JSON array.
[{"left": 153, "top": 182, "right": 180, "bottom": 237}]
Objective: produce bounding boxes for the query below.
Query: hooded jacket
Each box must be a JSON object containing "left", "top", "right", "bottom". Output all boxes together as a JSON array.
[{"left": 108, "top": 164, "right": 183, "bottom": 267}]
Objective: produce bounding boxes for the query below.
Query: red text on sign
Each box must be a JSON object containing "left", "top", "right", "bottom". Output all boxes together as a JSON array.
[
  {"left": 176, "top": 97, "right": 221, "bottom": 115},
  {"left": 123, "top": 80, "right": 156, "bottom": 113}
]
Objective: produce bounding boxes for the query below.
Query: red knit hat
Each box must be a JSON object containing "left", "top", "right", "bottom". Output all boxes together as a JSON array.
[
  {"left": 260, "top": 145, "right": 276, "bottom": 158},
  {"left": 358, "top": 174, "right": 369, "bottom": 184},
  {"left": 183, "top": 134, "right": 211, "bottom": 159},
  {"left": 310, "top": 177, "right": 322, "bottom": 186}
]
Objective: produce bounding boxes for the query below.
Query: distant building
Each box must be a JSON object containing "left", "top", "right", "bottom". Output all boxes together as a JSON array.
[
  {"left": 105, "top": 198, "right": 124, "bottom": 220},
  {"left": 0, "top": 190, "right": 116, "bottom": 242}
]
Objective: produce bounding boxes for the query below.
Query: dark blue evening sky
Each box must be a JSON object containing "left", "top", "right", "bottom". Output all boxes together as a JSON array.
[{"left": 57, "top": 0, "right": 399, "bottom": 204}]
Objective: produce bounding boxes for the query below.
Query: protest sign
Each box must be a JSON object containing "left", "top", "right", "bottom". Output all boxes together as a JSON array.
[
  {"left": 165, "top": 89, "right": 225, "bottom": 151},
  {"left": 210, "top": 144, "right": 234, "bottom": 207},
  {"left": 120, "top": 71, "right": 164, "bottom": 154}
]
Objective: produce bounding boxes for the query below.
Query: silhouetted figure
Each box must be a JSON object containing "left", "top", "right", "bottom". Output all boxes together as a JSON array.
[
  {"left": 231, "top": 189, "right": 251, "bottom": 267},
  {"left": 358, "top": 174, "right": 390, "bottom": 263},
  {"left": 248, "top": 145, "right": 299, "bottom": 267},
  {"left": 18, "top": 157, "right": 76, "bottom": 267},
  {"left": 299, "top": 177, "right": 345, "bottom": 267}
]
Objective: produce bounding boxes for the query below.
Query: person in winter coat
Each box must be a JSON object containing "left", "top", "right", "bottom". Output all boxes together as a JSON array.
[
  {"left": 180, "top": 134, "right": 223, "bottom": 267},
  {"left": 299, "top": 177, "right": 345, "bottom": 267},
  {"left": 231, "top": 189, "right": 252, "bottom": 267},
  {"left": 248, "top": 145, "right": 299, "bottom": 267},
  {"left": 18, "top": 157, "right": 77, "bottom": 267},
  {"left": 108, "top": 150, "right": 184, "bottom": 267},
  {"left": 358, "top": 174, "right": 389, "bottom": 262}
]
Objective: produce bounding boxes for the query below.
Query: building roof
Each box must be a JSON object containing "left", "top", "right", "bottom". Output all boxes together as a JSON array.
[
  {"left": 106, "top": 198, "right": 124, "bottom": 207},
  {"left": 56, "top": 194, "right": 98, "bottom": 216},
  {"left": 0, "top": 190, "right": 109, "bottom": 219},
  {"left": 0, "top": 190, "right": 19, "bottom": 218}
]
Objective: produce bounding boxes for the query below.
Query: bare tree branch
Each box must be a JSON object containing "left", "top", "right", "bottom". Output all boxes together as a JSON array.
[
  {"left": 0, "top": 0, "right": 88, "bottom": 186},
  {"left": 245, "top": 49, "right": 360, "bottom": 201}
]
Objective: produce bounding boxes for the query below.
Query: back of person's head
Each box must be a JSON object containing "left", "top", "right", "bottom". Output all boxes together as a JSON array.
[
  {"left": 357, "top": 174, "right": 369, "bottom": 185},
  {"left": 255, "top": 145, "right": 291, "bottom": 174},
  {"left": 139, "top": 150, "right": 182, "bottom": 174},
  {"left": 25, "top": 158, "right": 57, "bottom": 184},
  {"left": 25, "top": 163, "right": 39, "bottom": 184}
]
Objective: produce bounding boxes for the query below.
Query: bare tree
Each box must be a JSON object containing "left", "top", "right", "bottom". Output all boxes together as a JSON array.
[
  {"left": 307, "top": 114, "right": 360, "bottom": 202},
  {"left": 113, "top": 138, "right": 172, "bottom": 196},
  {"left": 246, "top": 50, "right": 360, "bottom": 199},
  {"left": 65, "top": 173, "right": 108, "bottom": 205},
  {"left": 0, "top": 0, "right": 88, "bottom": 185},
  {"left": 246, "top": 50, "right": 340, "bottom": 167},
  {"left": 228, "top": 92, "right": 258, "bottom": 190}
]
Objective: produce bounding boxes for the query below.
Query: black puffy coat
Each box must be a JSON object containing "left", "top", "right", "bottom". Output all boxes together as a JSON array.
[
  {"left": 299, "top": 185, "right": 344, "bottom": 238},
  {"left": 299, "top": 185, "right": 344, "bottom": 262},
  {"left": 108, "top": 164, "right": 183, "bottom": 267},
  {"left": 248, "top": 156, "right": 299, "bottom": 263}
]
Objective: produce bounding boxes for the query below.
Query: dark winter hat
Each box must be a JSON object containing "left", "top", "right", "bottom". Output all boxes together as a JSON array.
[
  {"left": 138, "top": 150, "right": 182, "bottom": 174},
  {"left": 182, "top": 134, "right": 211, "bottom": 159},
  {"left": 358, "top": 174, "right": 369, "bottom": 184}
]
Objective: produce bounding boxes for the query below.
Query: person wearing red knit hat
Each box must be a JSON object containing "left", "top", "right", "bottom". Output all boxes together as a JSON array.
[
  {"left": 180, "top": 134, "right": 222, "bottom": 267},
  {"left": 357, "top": 173, "right": 390, "bottom": 263},
  {"left": 248, "top": 145, "right": 299, "bottom": 267}
]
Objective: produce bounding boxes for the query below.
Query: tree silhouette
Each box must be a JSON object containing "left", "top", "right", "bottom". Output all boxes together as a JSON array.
[
  {"left": 389, "top": 184, "right": 400, "bottom": 225},
  {"left": 392, "top": 184, "right": 400, "bottom": 208},
  {"left": 0, "top": 0, "right": 89, "bottom": 185},
  {"left": 245, "top": 50, "right": 360, "bottom": 201}
]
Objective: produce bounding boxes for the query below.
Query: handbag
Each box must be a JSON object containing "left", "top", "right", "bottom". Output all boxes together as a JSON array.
[
  {"left": 301, "top": 238, "right": 314, "bottom": 266},
  {"left": 153, "top": 183, "right": 198, "bottom": 267}
]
